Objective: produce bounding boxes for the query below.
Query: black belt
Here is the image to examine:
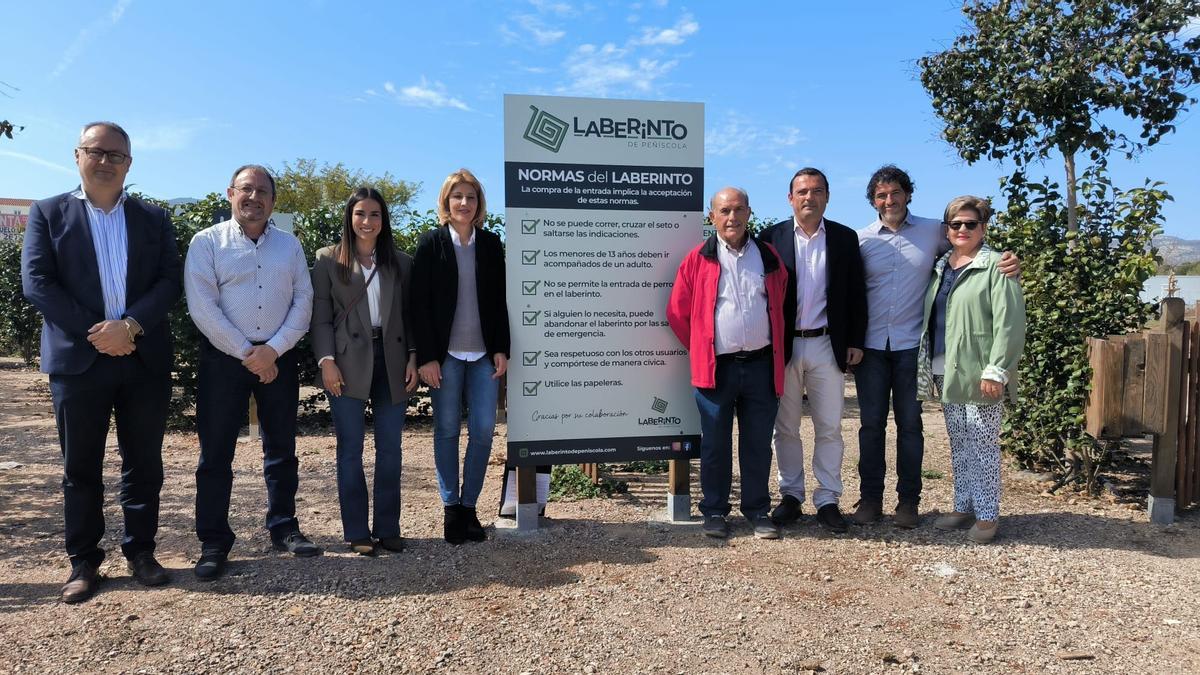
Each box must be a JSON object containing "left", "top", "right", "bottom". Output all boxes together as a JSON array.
[
  {"left": 794, "top": 327, "right": 828, "bottom": 338},
  {"left": 250, "top": 340, "right": 268, "bottom": 346},
  {"left": 716, "top": 346, "right": 772, "bottom": 362}
]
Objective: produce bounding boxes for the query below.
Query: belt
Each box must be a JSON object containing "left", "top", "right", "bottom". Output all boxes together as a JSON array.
[
  {"left": 250, "top": 340, "right": 269, "bottom": 346},
  {"left": 794, "top": 327, "right": 828, "bottom": 338},
  {"left": 716, "top": 346, "right": 772, "bottom": 362}
]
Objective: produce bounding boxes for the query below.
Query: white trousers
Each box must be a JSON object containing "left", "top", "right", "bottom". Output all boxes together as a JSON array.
[{"left": 773, "top": 336, "right": 845, "bottom": 507}]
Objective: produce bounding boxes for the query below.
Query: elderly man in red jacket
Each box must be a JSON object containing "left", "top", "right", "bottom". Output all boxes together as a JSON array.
[{"left": 667, "top": 187, "right": 789, "bottom": 539}]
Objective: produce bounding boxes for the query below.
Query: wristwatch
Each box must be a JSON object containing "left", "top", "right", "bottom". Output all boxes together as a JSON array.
[{"left": 122, "top": 317, "right": 143, "bottom": 343}]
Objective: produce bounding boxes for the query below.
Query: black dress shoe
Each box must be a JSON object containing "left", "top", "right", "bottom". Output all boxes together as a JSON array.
[
  {"left": 61, "top": 561, "right": 102, "bottom": 604},
  {"left": 444, "top": 505, "right": 466, "bottom": 545},
  {"left": 460, "top": 506, "right": 487, "bottom": 542},
  {"left": 377, "top": 536, "right": 405, "bottom": 552},
  {"left": 816, "top": 504, "right": 848, "bottom": 534},
  {"left": 193, "top": 551, "right": 227, "bottom": 581},
  {"left": 702, "top": 515, "right": 729, "bottom": 539},
  {"left": 127, "top": 551, "right": 169, "bottom": 586},
  {"left": 770, "top": 495, "right": 803, "bottom": 526},
  {"left": 272, "top": 531, "right": 322, "bottom": 557}
]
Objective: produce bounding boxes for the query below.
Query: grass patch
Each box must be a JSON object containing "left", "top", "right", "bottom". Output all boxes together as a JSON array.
[{"left": 921, "top": 469, "right": 945, "bottom": 479}]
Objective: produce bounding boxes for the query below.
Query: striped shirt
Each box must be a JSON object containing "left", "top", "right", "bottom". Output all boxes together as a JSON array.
[
  {"left": 74, "top": 189, "right": 128, "bottom": 321},
  {"left": 184, "top": 219, "right": 313, "bottom": 359}
]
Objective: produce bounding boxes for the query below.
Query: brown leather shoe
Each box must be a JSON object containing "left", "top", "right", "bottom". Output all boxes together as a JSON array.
[
  {"left": 894, "top": 502, "right": 921, "bottom": 529},
  {"left": 61, "top": 561, "right": 102, "bottom": 604},
  {"left": 850, "top": 499, "right": 883, "bottom": 525}
]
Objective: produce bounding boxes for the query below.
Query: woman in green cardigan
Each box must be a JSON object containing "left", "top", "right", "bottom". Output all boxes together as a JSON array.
[{"left": 917, "top": 196, "right": 1025, "bottom": 544}]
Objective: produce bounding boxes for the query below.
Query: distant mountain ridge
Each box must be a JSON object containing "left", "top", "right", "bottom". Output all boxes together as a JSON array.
[{"left": 1155, "top": 235, "right": 1200, "bottom": 267}]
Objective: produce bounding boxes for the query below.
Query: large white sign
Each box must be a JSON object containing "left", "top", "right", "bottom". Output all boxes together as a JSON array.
[{"left": 505, "top": 94, "right": 704, "bottom": 466}]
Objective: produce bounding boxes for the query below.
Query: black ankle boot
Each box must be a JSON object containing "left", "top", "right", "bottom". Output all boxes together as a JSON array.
[
  {"left": 461, "top": 506, "right": 486, "bottom": 542},
  {"left": 444, "top": 505, "right": 465, "bottom": 545}
]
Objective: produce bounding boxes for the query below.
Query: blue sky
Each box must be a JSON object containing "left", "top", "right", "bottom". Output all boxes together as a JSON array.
[{"left": 3, "top": 1, "right": 1199, "bottom": 237}]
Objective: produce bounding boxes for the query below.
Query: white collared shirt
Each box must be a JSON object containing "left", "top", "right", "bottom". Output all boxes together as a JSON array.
[
  {"left": 792, "top": 217, "right": 828, "bottom": 330},
  {"left": 713, "top": 235, "right": 771, "bottom": 355},
  {"left": 360, "top": 260, "right": 381, "bottom": 329},
  {"left": 184, "top": 218, "right": 313, "bottom": 359},
  {"left": 74, "top": 189, "right": 128, "bottom": 321}
]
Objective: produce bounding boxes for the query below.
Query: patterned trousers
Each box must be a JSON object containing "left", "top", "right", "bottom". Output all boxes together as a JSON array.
[{"left": 934, "top": 376, "right": 1004, "bottom": 522}]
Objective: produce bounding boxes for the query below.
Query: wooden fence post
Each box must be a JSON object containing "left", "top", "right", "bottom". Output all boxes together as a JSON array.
[
  {"left": 1150, "top": 297, "right": 1185, "bottom": 525},
  {"left": 515, "top": 465, "right": 539, "bottom": 531},
  {"left": 666, "top": 459, "right": 691, "bottom": 521}
]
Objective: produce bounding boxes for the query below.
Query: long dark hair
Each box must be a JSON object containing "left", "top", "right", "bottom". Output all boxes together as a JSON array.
[{"left": 335, "top": 186, "right": 396, "bottom": 284}]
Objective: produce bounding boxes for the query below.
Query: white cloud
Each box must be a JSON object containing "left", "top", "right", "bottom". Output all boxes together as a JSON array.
[
  {"left": 379, "top": 78, "right": 470, "bottom": 111},
  {"left": 708, "top": 113, "right": 809, "bottom": 174},
  {"left": 516, "top": 14, "right": 566, "bottom": 45},
  {"left": 51, "top": 0, "right": 134, "bottom": 79},
  {"left": 528, "top": 0, "right": 573, "bottom": 16},
  {"left": 0, "top": 150, "right": 74, "bottom": 174},
  {"left": 503, "top": 14, "right": 566, "bottom": 46},
  {"left": 559, "top": 43, "right": 679, "bottom": 96},
  {"left": 130, "top": 119, "right": 209, "bottom": 152},
  {"left": 634, "top": 13, "right": 699, "bottom": 46}
]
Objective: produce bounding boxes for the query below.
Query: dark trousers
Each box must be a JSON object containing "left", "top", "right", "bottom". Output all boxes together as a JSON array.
[
  {"left": 195, "top": 340, "right": 299, "bottom": 553},
  {"left": 693, "top": 353, "right": 778, "bottom": 520},
  {"left": 855, "top": 346, "right": 924, "bottom": 504},
  {"left": 49, "top": 354, "right": 169, "bottom": 568}
]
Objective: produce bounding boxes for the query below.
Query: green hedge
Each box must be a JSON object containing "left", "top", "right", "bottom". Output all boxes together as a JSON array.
[
  {"left": 0, "top": 194, "right": 499, "bottom": 428},
  {"left": 987, "top": 166, "right": 1164, "bottom": 490}
]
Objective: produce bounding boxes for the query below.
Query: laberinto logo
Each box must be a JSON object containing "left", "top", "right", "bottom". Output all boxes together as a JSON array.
[{"left": 524, "top": 105, "right": 569, "bottom": 153}]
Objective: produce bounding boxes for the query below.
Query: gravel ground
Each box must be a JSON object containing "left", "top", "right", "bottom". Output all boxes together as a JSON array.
[{"left": 1, "top": 357, "right": 1198, "bottom": 674}]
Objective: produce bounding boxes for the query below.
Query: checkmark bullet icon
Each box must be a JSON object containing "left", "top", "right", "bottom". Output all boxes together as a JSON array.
[
  {"left": 522, "top": 381, "right": 540, "bottom": 396},
  {"left": 522, "top": 280, "right": 541, "bottom": 295},
  {"left": 521, "top": 219, "right": 539, "bottom": 234},
  {"left": 521, "top": 250, "right": 539, "bottom": 265},
  {"left": 522, "top": 310, "right": 541, "bottom": 326},
  {"left": 522, "top": 351, "right": 540, "bottom": 366}
]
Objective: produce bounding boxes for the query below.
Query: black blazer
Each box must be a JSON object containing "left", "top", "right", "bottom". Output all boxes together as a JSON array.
[
  {"left": 410, "top": 225, "right": 510, "bottom": 366},
  {"left": 21, "top": 191, "right": 182, "bottom": 376},
  {"left": 758, "top": 217, "right": 867, "bottom": 371}
]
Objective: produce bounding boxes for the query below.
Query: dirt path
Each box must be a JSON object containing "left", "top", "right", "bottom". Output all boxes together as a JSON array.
[{"left": 1, "top": 358, "right": 1198, "bottom": 673}]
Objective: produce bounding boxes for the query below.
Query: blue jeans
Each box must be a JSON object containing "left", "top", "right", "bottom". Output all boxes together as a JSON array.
[
  {"left": 693, "top": 354, "right": 777, "bottom": 520},
  {"left": 430, "top": 355, "right": 498, "bottom": 508},
  {"left": 855, "top": 346, "right": 924, "bottom": 505},
  {"left": 328, "top": 341, "right": 407, "bottom": 541}
]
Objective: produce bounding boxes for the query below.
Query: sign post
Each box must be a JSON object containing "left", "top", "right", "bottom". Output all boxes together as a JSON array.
[{"left": 504, "top": 94, "right": 704, "bottom": 529}]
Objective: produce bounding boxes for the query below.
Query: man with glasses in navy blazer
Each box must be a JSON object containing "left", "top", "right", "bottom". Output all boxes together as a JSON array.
[{"left": 22, "top": 121, "right": 182, "bottom": 603}]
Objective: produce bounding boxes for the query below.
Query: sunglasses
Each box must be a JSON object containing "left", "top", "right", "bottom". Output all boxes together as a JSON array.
[{"left": 946, "top": 220, "right": 982, "bottom": 231}]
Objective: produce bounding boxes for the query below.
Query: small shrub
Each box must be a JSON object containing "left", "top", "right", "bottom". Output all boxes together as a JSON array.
[{"left": 549, "top": 465, "right": 627, "bottom": 501}]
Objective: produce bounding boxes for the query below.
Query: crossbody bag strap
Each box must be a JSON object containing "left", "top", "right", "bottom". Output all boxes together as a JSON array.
[{"left": 332, "top": 265, "right": 380, "bottom": 331}]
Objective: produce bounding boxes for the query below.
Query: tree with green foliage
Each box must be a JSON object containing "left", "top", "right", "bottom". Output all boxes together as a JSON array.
[
  {"left": 271, "top": 158, "right": 419, "bottom": 218},
  {"left": 919, "top": 0, "right": 1200, "bottom": 231},
  {"left": 0, "top": 237, "right": 40, "bottom": 363},
  {"left": 919, "top": 0, "right": 1197, "bottom": 490}
]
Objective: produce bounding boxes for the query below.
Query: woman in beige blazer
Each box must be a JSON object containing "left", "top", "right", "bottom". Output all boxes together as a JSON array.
[{"left": 310, "top": 187, "right": 417, "bottom": 555}]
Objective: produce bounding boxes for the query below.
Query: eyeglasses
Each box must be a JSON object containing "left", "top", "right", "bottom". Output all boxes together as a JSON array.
[
  {"left": 230, "top": 185, "right": 273, "bottom": 198},
  {"left": 77, "top": 147, "right": 129, "bottom": 164},
  {"left": 946, "top": 220, "right": 982, "bottom": 231}
]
